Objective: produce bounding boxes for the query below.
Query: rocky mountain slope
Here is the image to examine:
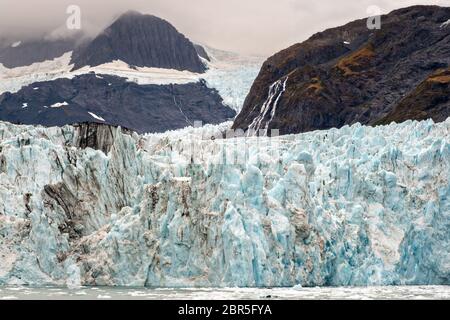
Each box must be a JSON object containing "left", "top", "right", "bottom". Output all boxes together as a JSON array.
[
  {"left": 0, "top": 35, "right": 83, "bottom": 69},
  {"left": 0, "top": 73, "right": 235, "bottom": 133},
  {"left": 0, "top": 118, "right": 448, "bottom": 286},
  {"left": 71, "top": 11, "right": 206, "bottom": 73},
  {"left": 233, "top": 5, "right": 450, "bottom": 135}
]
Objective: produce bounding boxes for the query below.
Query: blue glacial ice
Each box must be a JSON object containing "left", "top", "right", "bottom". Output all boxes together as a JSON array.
[
  {"left": 201, "top": 46, "right": 263, "bottom": 112},
  {"left": 0, "top": 118, "right": 449, "bottom": 287}
]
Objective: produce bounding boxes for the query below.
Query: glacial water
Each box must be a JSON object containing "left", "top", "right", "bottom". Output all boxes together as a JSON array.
[{"left": 1, "top": 286, "right": 449, "bottom": 300}]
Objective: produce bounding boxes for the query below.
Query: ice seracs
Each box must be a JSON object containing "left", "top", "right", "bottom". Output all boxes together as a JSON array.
[{"left": 0, "top": 118, "right": 448, "bottom": 287}]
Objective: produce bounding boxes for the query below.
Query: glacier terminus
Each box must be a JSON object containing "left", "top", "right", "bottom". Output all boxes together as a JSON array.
[{"left": 0, "top": 118, "right": 449, "bottom": 287}]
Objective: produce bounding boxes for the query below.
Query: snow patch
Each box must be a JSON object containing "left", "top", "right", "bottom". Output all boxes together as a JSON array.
[
  {"left": 50, "top": 101, "right": 69, "bottom": 108},
  {"left": 88, "top": 112, "right": 105, "bottom": 122},
  {"left": 0, "top": 52, "right": 74, "bottom": 95},
  {"left": 441, "top": 19, "right": 450, "bottom": 28}
]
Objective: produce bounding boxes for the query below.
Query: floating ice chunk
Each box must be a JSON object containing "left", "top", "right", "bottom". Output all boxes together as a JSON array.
[
  {"left": 88, "top": 112, "right": 105, "bottom": 122},
  {"left": 293, "top": 284, "right": 303, "bottom": 290}
]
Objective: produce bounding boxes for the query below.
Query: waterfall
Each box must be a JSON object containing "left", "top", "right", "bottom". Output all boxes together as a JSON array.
[{"left": 247, "top": 77, "right": 288, "bottom": 135}]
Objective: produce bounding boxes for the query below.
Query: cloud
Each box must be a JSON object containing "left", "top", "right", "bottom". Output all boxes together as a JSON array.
[{"left": 0, "top": 0, "right": 449, "bottom": 55}]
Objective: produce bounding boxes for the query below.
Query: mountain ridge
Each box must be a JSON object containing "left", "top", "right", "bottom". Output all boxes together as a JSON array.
[{"left": 233, "top": 5, "right": 450, "bottom": 135}]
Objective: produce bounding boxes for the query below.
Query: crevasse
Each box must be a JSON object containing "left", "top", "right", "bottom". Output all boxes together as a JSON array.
[{"left": 0, "top": 118, "right": 449, "bottom": 287}]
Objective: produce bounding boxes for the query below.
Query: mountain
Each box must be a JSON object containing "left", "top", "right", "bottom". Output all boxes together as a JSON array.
[
  {"left": 71, "top": 11, "right": 206, "bottom": 73},
  {"left": 0, "top": 12, "right": 254, "bottom": 133},
  {"left": 0, "top": 73, "right": 235, "bottom": 133},
  {"left": 233, "top": 5, "right": 450, "bottom": 135},
  {"left": 0, "top": 35, "right": 83, "bottom": 69}
]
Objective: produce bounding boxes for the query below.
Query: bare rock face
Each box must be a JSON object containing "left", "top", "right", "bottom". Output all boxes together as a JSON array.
[
  {"left": 233, "top": 5, "right": 450, "bottom": 135},
  {"left": 73, "top": 122, "right": 133, "bottom": 154},
  {"left": 71, "top": 11, "right": 206, "bottom": 73}
]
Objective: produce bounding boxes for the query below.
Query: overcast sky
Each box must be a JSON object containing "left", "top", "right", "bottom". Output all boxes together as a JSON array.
[{"left": 0, "top": 0, "right": 449, "bottom": 55}]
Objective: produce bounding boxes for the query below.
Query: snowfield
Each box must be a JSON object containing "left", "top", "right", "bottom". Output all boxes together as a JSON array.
[{"left": 0, "top": 118, "right": 449, "bottom": 287}]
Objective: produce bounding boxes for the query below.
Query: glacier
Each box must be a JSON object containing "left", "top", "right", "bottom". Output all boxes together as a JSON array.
[
  {"left": 201, "top": 47, "right": 263, "bottom": 112},
  {"left": 0, "top": 118, "right": 449, "bottom": 287}
]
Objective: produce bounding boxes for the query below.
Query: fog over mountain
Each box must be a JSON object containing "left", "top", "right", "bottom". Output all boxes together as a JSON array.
[{"left": 0, "top": 0, "right": 449, "bottom": 55}]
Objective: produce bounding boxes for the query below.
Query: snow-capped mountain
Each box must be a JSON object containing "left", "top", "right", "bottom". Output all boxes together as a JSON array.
[
  {"left": 0, "top": 12, "right": 263, "bottom": 133},
  {"left": 0, "top": 118, "right": 448, "bottom": 286}
]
